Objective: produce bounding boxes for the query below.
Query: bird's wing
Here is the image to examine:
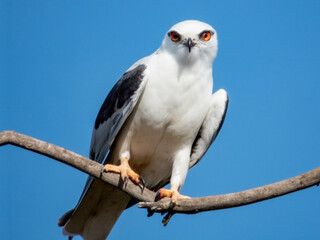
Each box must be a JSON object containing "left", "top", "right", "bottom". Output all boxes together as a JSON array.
[
  {"left": 90, "top": 64, "right": 147, "bottom": 164},
  {"left": 75, "top": 64, "right": 148, "bottom": 203},
  {"left": 58, "top": 64, "right": 148, "bottom": 237},
  {"left": 189, "top": 89, "right": 229, "bottom": 169}
]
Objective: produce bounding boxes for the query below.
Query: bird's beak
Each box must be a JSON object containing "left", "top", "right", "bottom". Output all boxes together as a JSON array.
[{"left": 184, "top": 38, "right": 196, "bottom": 53}]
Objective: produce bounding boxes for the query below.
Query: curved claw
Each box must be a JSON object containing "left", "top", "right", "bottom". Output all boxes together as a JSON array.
[
  {"left": 101, "top": 161, "right": 144, "bottom": 188},
  {"left": 99, "top": 165, "right": 106, "bottom": 178},
  {"left": 155, "top": 191, "right": 161, "bottom": 201},
  {"left": 169, "top": 200, "right": 175, "bottom": 209},
  {"left": 147, "top": 209, "right": 154, "bottom": 217},
  {"left": 139, "top": 176, "right": 145, "bottom": 190},
  {"left": 123, "top": 176, "right": 129, "bottom": 188},
  {"left": 162, "top": 212, "right": 175, "bottom": 226}
]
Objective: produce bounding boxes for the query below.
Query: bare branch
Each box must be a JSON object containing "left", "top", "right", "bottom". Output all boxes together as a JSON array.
[
  {"left": 138, "top": 167, "right": 320, "bottom": 214},
  {"left": 0, "top": 130, "right": 155, "bottom": 202},
  {"left": 1, "top": 130, "right": 319, "bottom": 219}
]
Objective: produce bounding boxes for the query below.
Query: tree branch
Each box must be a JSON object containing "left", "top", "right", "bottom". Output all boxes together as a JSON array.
[
  {"left": 0, "top": 130, "right": 155, "bottom": 202},
  {"left": 138, "top": 167, "right": 320, "bottom": 215},
  {"left": 1, "top": 130, "right": 319, "bottom": 220}
]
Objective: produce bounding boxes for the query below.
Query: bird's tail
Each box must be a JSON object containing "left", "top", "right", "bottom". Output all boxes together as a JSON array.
[{"left": 58, "top": 179, "right": 131, "bottom": 240}]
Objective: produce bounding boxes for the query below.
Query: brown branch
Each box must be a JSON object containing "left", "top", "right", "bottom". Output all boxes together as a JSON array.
[
  {"left": 1, "top": 130, "right": 319, "bottom": 221},
  {"left": 138, "top": 167, "right": 320, "bottom": 215},
  {"left": 0, "top": 130, "right": 155, "bottom": 202}
]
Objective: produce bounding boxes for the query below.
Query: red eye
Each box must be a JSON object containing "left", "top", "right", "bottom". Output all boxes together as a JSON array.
[
  {"left": 200, "top": 31, "right": 212, "bottom": 41},
  {"left": 169, "top": 31, "right": 181, "bottom": 42}
]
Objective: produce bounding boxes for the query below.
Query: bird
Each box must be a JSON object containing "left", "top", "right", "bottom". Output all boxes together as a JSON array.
[{"left": 58, "top": 20, "right": 229, "bottom": 240}]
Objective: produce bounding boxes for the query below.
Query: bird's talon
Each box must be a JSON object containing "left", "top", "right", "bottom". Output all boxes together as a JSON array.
[
  {"left": 155, "top": 191, "right": 161, "bottom": 201},
  {"left": 156, "top": 187, "right": 190, "bottom": 205},
  {"left": 123, "top": 176, "right": 128, "bottom": 187},
  {"left": 100, "top": 166, "right": 106, "bottom": 178},
  {"left": 162, "top": 212, "right": 175, "bottom": 226},
  {"left": 139, "top": 176, "right": 145, "bottom": 190},
  {"left": 169, "top": 200, "right": 175, "bottom": 209},
  {"left": 147, "top": 209, "right": 154, "bottom": 217}
]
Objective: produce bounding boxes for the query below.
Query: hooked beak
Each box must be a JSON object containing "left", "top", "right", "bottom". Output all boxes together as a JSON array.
[{"left": 184, "top": 38, "right": 196, "bottom": 53}]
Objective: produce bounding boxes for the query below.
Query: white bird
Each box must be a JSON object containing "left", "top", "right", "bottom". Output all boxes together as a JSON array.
[{"left": 58, "top": 20, "right": 228, "bottom": 240}]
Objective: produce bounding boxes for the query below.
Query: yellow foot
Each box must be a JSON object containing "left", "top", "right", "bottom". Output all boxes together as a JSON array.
[
  {"left": 103, "top": 157, "right": 145, "bottom": 187},
  {"left": 157, "top": 184, "right": 190, "bottom": 204}
]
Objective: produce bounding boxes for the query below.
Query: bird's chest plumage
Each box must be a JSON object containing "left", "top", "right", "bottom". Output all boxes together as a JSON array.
[
  {"left": 137, "top": 67, "right": 211, "bottom": 134},
  {"left": 125, "top": 57, "right": 213, "bottom": 187}
]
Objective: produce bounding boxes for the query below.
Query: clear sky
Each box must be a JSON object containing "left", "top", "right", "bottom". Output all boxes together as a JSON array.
[{"left": 1, "top": 0, "right": 319, "bottom": 239}]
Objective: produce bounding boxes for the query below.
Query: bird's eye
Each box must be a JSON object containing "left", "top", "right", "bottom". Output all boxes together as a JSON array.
[
  {"left": 200, "top": 31, "right": 212, "bottom": 41},
  {"left": 168, "top": 31, "right": 181, "bottom": 42}
]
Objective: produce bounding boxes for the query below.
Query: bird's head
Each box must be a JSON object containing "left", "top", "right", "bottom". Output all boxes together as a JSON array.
[{"left": 161, "top": 20, "right": 218, "bottom": 65}]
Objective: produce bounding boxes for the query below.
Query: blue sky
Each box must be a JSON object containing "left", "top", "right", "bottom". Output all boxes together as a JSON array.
[{"left": 1, "top": 0, "right": 319, "bottom": 239}]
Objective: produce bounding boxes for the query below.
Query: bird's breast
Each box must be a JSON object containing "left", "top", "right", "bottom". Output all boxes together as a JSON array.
[{"left": 126, "top": 64, "right": 212, "bottom": 187}]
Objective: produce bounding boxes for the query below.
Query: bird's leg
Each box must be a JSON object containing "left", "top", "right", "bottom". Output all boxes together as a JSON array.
[
  {"left": 103, "top": 157, "right": 145, "bottom": 187},
  {"left": 157, "top": 184, "right": 190, "bottom": 204}
]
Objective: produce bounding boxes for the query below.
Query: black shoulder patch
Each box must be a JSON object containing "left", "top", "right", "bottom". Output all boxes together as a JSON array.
[{"left": 94, "top": 64, "right": 147, "bottom": 129}]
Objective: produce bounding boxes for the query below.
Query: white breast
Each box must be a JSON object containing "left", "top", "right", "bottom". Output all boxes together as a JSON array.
[{"left": 110, "top": 51, "right": 213, "bottom": 188}]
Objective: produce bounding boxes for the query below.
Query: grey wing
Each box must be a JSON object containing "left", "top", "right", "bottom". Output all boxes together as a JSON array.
[
  {"left": 90, "top": 64, "right": 147, "bottom": 164},
  {"left": 58, "top": 64, "right": 148, "bottom": 229},
  {"left": 80, "top": 64, "right": 147, "bottom": 202},
  {"left": 189, "top": 89, "right": 229, "bottom": 169}
]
